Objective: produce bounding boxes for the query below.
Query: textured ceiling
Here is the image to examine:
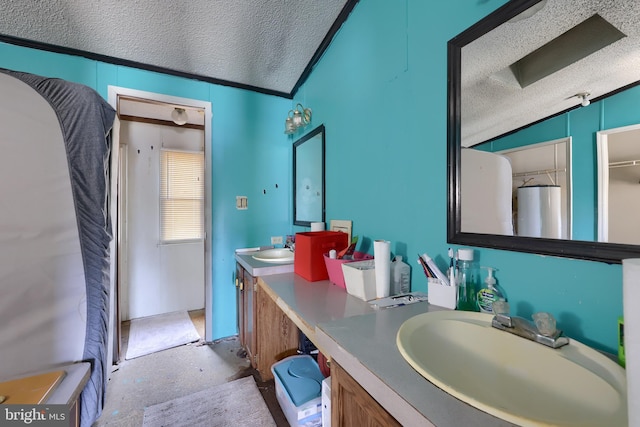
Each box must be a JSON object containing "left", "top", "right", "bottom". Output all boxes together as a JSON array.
[
  {"left": 0, "top": 0, "right": 350, "bottom": 96},
  {"left": 462, "top": 0, "right": 640, "bottom": 147}
]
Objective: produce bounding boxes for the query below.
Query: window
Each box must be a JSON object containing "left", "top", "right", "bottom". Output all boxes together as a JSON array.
[{"left": 160, "top": 149, "right": 204, "bottom": 243}]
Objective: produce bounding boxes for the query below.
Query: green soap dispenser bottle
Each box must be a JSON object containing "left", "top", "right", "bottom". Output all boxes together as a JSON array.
[{"left": 477, "top": 267, "right": 505, "bottom": 313}]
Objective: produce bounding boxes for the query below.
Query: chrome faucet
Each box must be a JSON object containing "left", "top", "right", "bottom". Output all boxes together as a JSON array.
[
  {"left": 284, "top": 235, "right": 295, "bottom": 252},
  {"left": 491, "top": 312, "right": 569, "bottom": 349}
]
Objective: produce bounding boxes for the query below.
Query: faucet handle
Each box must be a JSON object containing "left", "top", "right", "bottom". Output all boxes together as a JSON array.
[
  {"left": 492, "top": 300, "right": 510, "bottom": 315},
  {"left": 493, "top": 313, "right": 513, "bottom": 328},
  {"left": 532, "top": 312, "right": 557, "bottom": 337}
]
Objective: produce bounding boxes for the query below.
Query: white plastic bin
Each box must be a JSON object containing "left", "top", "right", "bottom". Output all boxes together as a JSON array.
[
  {"left": 342, "top": 259, "right": 377, "bottom": 301},
  {"left": 271, "top": 355, "right": 324, "bottom": 427},
  {"left": 322, "top": 376, "right": 332, "bottom": 427}
]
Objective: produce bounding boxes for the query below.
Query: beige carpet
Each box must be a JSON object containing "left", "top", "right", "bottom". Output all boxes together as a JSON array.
[
  {"left": 126, "top": 310, "right": 200, "bottom": 360},
  {"left": 142, "top": 376, "right": 276, "bottom": 427}
]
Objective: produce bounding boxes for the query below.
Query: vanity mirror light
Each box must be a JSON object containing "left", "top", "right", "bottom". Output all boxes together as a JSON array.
[
  {"left": 448, "top": 0, "right": 640, "bottom": 263},
  {"left": 293, "top": 124, "right": 325, "bottom": 227}
]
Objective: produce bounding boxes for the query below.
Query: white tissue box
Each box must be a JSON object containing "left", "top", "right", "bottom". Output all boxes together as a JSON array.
[
  {"left": 342, "top": 260, "right": 377, "bottom": 301},
  {"left": 427, "top": 278, "right": 457, "bottom": 309}
]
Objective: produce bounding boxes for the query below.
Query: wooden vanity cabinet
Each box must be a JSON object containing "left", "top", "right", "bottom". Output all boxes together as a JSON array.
[
  {"left": 236, "top": 265, "right": 298, "bottom": 378},
  {"left": 255, "top": 277, "right": 299, "bottom": 381},
  {"left": 252, "top": 274, "right": 406, "bottom": 425},
  {"left": 235, "top": 263, "right": 244, "bottom": 344},
  {"left": 235, "top": 263, "right": 257, "bottom": 367},
  {"left": 332, "top": 361, "right": 401, "bottom": 427}
]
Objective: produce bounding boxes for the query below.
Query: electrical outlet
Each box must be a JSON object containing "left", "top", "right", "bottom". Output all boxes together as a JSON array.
[
  {"left": 236, "top": 196, "right": 248, "bottom": 210},
  {"left": 271, "top": 236, "right": 283, "bottom": 245}
]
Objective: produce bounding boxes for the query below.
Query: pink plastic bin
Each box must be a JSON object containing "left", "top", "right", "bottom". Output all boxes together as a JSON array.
[{"left": 323, "top": 251, "right": 373, "bottom": 289}]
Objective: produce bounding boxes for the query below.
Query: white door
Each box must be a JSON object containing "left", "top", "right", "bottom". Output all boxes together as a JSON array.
[
  {"left": 597, "top": 124, "right": 640, "bottom": 244},
  {"left": 122, "top": 120, "right": 205, "bottom": 320}
]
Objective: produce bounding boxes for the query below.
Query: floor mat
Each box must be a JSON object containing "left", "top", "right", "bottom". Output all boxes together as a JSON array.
[
  {"left": 125, "top": 311, "right": 200, "bottom": 360},
  {"left": 142, "top": 376, "right": 276, "bottom": 427}
]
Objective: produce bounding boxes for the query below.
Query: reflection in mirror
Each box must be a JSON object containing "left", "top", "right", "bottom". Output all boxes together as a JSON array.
[
  {"left": 597, "top": 124, "right": 640, "bottom": 244},
  {"left": 468, "top": 137, "right": 573, "bottom": 239},
  {"left": 448, "top": 0, "right": 640, "bottom": 263},
  {"left": 293, "top": 125, "right": 325, "bottom": 226}
]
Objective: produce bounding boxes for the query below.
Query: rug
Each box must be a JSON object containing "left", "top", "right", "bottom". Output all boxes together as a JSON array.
[
  {"left": 125, "top": 310, "right": 200, "bottom": 360},
  {"left": 142, "top": 376, "right": 276, "bottom": 427}
]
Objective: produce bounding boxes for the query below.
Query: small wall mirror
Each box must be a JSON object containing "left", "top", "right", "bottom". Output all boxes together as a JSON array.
[
  {"left": 448, "top": 0, "right": 640, "bottom": 263},
  {"left": 293, "top": 125, "right": 325, "bottom": 226}
]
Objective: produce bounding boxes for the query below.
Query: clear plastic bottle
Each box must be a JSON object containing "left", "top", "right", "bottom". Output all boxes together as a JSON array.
[
  {"left": 390, "top": 256, "right": 411, "bottom": 295},
  {"left": 456, "top": 248, "right": 479, "bottom": 311}
]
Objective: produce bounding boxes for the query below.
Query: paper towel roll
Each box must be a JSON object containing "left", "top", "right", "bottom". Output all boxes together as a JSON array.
[
  {"left": 624, "top": 258, "right": 640, "bottom": 427},
  {"left": 374, "top": 240, "right": 391, "bottom": 298},
  {"left": 310, "top": 222, "right": 325, "bottom": 232}
]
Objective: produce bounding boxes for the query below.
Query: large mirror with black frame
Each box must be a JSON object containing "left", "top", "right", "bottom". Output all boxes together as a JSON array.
[
  {"left": 448, "top": 0, "right": 640, "bottom": 263},
  {"left": 293, "top": 124, "right": 325, "bottom": 227}
]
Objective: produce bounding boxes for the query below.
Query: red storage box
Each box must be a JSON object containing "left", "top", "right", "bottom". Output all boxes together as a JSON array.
[
  {"left": 323, "top": 252, "right": 373, "bottom": 289},
  {"left": 294, "top": 231, "right": 349, "bottom": 282}
]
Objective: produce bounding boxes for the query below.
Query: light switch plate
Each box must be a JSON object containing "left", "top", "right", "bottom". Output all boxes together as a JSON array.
[{"left": 330, "top": 220, "right": 352, "bottom": 242}]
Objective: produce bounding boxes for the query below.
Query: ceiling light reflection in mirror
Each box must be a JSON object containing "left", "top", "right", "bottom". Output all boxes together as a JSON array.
[{"left": 461, "top": 0, "right": 640, "bottom": 148}]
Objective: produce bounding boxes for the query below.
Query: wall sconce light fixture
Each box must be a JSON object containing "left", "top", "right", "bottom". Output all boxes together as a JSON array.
[
  {"left": 285, "top": 103, "right": 312, "bottom": 134},
  {"left": 171, "top": 107, "right": 188, "bottom": 125}
]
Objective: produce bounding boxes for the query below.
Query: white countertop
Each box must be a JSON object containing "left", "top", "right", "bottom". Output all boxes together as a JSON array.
[
  {"left": 235, "top": 252, "right": 295, "bottom": 276},
  {"left": 316, "top": 303, "right": 516, "bottom": 427},
  {"left": 259, "top": 272, "right": 516, "bottom": 427},
  {"left": 260, "top": 272, "right": 376, "bottom": 329}
]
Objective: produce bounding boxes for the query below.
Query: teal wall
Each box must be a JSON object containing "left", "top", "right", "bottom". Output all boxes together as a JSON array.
[
  {"left": 0, "top": 0, "right": 628, "bottom": 353},
  {"left": 292, "top": 0, "right": 623, "bottom": 353},
  {"left": 478, "top": 84, "right": 640, "bottom": 242},
  {"left": 0, "top": 41, "right": 291, "bottom": 340}
]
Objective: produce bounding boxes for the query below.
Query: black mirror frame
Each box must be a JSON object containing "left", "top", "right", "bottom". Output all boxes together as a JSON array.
[
  {"left": 447, "top": 0, "right": 640, "bottom": 264},
  {"left": 293, "top": 124, "right": 326, "bottom": 227}
]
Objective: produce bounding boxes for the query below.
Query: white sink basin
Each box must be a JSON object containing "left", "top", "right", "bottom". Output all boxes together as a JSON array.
[
  {"left": 251, "top": 248, "right": 294, "bottom": 263},
  {"left": 396, "top": 311, "right": 627, "bottom": 427}
]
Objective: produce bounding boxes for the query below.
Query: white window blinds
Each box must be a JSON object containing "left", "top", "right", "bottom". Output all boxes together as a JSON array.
[{"left": 160, "top": 149, "right": 204, "bottom": 242}]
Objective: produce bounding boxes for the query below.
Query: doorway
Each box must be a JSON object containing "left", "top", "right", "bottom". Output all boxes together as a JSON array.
[
  {"left": 597, "top": 124, "right": 640, "bottom": 244},
  {"left": 498, "top": 137, "right": 573, "bottom": 239},
  {"left": 108, "top": 87, "right": 213, "bottom": 362},
  {"left": 122, "top": 119, "right": 204, "bottom": 319}
]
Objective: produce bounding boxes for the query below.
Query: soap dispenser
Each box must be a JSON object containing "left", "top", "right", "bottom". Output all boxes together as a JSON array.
[{"left": 477, "top": 267, "right": 505, "bottom": 314}]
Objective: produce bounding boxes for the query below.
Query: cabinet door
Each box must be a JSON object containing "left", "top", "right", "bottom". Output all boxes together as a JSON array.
[
  {"left": 255, "top": 278, "right": 299, "bottom": 381},
  {"left": 331, "top": 361, "right": 401, "bottom": 427},
  {"left": 244, "top": 270, "right": 257, "bottom": 367},
  {"left": 235, "top": 263, "right": 245, "bottom": 346}
]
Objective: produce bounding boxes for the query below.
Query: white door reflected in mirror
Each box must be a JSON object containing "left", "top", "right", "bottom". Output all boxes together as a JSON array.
[{"left": 597, "top": 124, "right": 640, "bottom": 244}]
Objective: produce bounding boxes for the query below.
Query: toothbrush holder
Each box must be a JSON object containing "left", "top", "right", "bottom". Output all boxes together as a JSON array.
[{"left": 427, "top": 278, "right": 457, "bottom": 309}]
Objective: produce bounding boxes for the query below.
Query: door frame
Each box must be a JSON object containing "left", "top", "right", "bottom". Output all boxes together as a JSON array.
[{"left": 107, "top": 86, "right": 213, "bottom": 355}]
